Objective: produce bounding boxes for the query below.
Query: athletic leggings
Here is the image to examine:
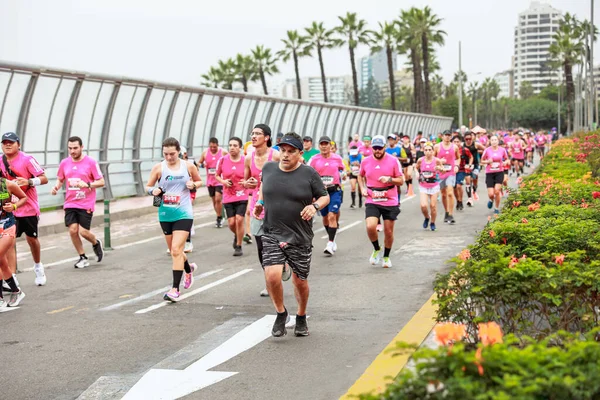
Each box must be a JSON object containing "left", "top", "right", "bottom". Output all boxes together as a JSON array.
[{"left": 255, "top": 235, "right": 264, "bottom": 266}]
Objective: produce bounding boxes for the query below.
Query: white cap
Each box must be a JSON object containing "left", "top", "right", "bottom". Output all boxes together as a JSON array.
[{"left": 180, "top": 146, "right": 187, "bottom": 154}]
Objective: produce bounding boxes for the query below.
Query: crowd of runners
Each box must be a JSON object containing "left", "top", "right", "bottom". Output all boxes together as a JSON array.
[{"left": 0, "top": 124, "right": 554, "bottom": 337}]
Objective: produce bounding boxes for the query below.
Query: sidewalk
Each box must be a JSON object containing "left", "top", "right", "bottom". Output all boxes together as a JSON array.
[{"left": 35, "top": 187, "right": 212, "bottom": 237}]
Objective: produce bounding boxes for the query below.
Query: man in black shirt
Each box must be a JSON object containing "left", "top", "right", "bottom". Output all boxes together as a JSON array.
[{"left": 254, "top": 132, "right": 330, "bottom": 338}]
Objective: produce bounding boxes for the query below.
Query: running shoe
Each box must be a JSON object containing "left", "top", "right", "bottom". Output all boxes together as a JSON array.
[
  {"left": 449, "top": 215, "right": 456, "bottom": 224},
  {"left": 494, "top": 209, "right": 500, "bottom": 215},
  {"left": 444, "top": 213, "right": 451, "bottom": 224},
  {"left": 382, "top": 257, "right": 392, "bottom": 268},
  {"left": 323, "top": 241, "right": 335, "bottom": 256},
  {"left": 233, "top": 246, "right": 243, "bottom": 257},
  {"left": 260, "top": 288, "right": 269, "bottom": 297},
  {"left": 7, "top": 290, "right": 25, "bottom": 307},
  {"left": 74, "top": 256, "right": 90, "bottom": 269},
  {"left": 487, "top": 200, "right": 493, "bottom": 209},
  {"left": 0, "top": 298, "right": 7, "bottom": 309},
  {"left": 423, "top": 218, "right": 430, "bottom": 229},
  {"left": 243, "top": 234, "right": 252, "bottom": 244},
  {"left": 376, "top": 224, "right": 383, "bottom": 232},
  {"left": 183, "top": 263, "right": 197, "bottom": 290},
  {"left": 232, "top": 236, "right": 237, "bottom": 249},
  {"left": 350, "top": 204, "right": 356, "bottom": 209},
  {"left": 333, "top": 241, "right": 338, "bottom": 252},
  {"left": 272, "top": 309, "right": 290, "bottom": 337},
  {"left": 163, "top": 290, "right": 180, "bottom": 303},
  {"left": 473, "top": 192, "right": 479, "bottom": 201},
  {"left": 215, "top": 217, "right": 223, "bottom": 228},
  {"left": 430, "top": 223, "right": 437, "bottom": 231},
  {"left": 166, "top": 248, "right": 171, "bottom": 255},
  {"left": 34, "top": 264, "right": 46, "bottom": 286},
  {"left": 282, "top": 263, "right": 292, "bottom": 282},
  {"left": 184, "top": 241, "right": 194, "bottom": 253},
  {"left": 294, "top": 315, "right": 309, "bottom": 337},
  {"left": 93, "top": 239, "right": 104, "bottom": 262},
  {"left": 466, "top": 198, "right": 473, "bottom": 207},
  {"left": 369, "top": 249, "right": 382, "bottom": 265}
]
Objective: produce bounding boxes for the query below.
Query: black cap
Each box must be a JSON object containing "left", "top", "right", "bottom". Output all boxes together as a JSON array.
[
  {"left": 443, "top": 130, "right": 452, "bottom": 135},
  {"left": 279, "top": 135, "right": 303, "bottom": 151},
  {"left": 1, "top": 132, "right": 19, "bottom": 143},
  {"left": 276, "top": 132, "right": 284, "bottom": 139},
  {"left": 318, "top": 136, "right": 331, "bottom": 144},
  {"left": 303, "top": 136, "right": 313, "bottom": 142}
]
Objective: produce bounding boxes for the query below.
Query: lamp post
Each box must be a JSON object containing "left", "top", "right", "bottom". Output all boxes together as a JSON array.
[{"left": 458, "top": 41, "right": 463, "bottom": 128}]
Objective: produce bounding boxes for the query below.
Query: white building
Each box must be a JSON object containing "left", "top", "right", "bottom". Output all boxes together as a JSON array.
[
  {"left": 513, "top": 1, "right": 562, "bottom": 96},
  {"left": 493, "top": 70, "right": 514, "bottom": 98},
  {"left": 300, "top": 75, "right": 351, "bottom": 105},
  {"left": 358, "top": 50, "right": 398, "bottom": 90}
]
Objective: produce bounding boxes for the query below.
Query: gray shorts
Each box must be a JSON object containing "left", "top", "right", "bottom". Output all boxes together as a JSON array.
[
  {"left": 261, "top": 234, "right": 312, "bottom": 280},
  {"left": 439, "top": 175, "right": 456, "bottom": 190},
  {"left": 250, "top": 216, "right": 264, "bottom": 236}
]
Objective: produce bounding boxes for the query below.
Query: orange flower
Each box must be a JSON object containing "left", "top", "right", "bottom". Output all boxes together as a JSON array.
[
  {"left": 521, "top": 218, "right": 529, "bottom": 224},
  {"left": 489, "top": 230, "right": 496, "bottom": 238},
  {"left": 474, "top": 347, "right": 485, "bottom": 376},
  {"left": 502, "top": 237, "right": 507, "bottom": 245},
  {"left": 458, "top": 249, "right": 471, "bottom": 261},
  {"left": 555, "top": 254, "right": 565, "bottom": 265},
  {"left": 512, "top": 200, "right": 521, "bottom": 207},
  {"left": 434, "top": 322, "right": 467, "bottom": 346},
  {"left": 508, "top": 255, "right": 519, "bottom": 269},
  {"left": 528, "top": 202, "right": 540, "bottom": 211},
  {"left": 478, "top": 322, "right": 503, "bottom": 346}
]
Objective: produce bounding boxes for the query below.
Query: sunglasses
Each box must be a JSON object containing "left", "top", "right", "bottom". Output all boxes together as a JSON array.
[{"left": 372, "top": 146, "right": 384, "bottom": 151}]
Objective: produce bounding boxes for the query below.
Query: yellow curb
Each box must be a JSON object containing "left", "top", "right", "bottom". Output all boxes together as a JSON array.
[{"left": 340, "top": 293, "right": 438, "bottom": 399}]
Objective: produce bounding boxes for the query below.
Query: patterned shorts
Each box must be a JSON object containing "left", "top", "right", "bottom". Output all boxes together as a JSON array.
[{"left": 261, "top": 234, "right": 312, "bottom": 280}]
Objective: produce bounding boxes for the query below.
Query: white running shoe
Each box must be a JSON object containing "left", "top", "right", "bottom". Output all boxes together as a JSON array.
[
  {"left": 190, "top": 225, "right": 196, "bottom": 237},
  {"left": 382, "top": 257, "right": 392, "bottom": 268},
  {"left": 184, "top": 242, "right": 194, "bottom": 253},
  {"left": 376, "top": 224, "right": 383, "bottom": 232},
  {"left": 323, "top": 241, "right": 335, "bottom": 256},
  {"left": 260, "top": 288, "right": 269, "bottom": 297},
  {"left": 166, "top": 248, "right": 170, "bottom": 254},
  {"left": 369, "top": 250, "right": 382, "bottom": 265},
  {"left": 34, "top": 264, "right": 46, "bottom": 286},
  {"left": 74, "top": 257, "right": 90, "bottom": 269},
  {"left": 333, "top": 241, "right": 338, "bottom": 252},
  {"left": 8, "top": 290, "right": 25, "bottom": 307},
  {"left": 0, "top": 298, "right": 7, "bottom": 309}
]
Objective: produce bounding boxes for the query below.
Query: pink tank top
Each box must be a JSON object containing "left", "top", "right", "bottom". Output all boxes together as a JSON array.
[
  {"left": 437, "top": 143, "right": 456, "bottom": 179},
  {"left": 249, "top": 149, "right": 273, "bottom": 218},
  {"left": 205, "top": 148, "right": 224, "bottom": 187},
  {"left": 511, "top": 141, "right": 524, "bottom": 160},
  {"left": 419, "top": 157, "right": 439, "bottom": 189},
  {"left": 482, "top": 147, "right": 508, "bottom": 174},
  {"left": 216, "top": 154, "right": 248, "bottom": 204}
]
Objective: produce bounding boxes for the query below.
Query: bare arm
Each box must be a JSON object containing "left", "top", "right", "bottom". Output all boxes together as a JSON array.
[
  {"left": 145, "top": 163, "right": 163, "bottom": 196},
  {"left": 6, "top": 180, "right": 28, "bottom": 211}
]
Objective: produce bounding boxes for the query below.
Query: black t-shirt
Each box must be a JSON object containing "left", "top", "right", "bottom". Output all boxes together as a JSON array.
[{"left": 261, "top": 162, "right": 328, "bottom": 246}]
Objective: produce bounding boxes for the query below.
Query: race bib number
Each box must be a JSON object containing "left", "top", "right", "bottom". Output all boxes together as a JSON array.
[
  {"left": 75, "top": 191, "right": 86, "bottom": 200},
  {"left": 443, "top": 164, "right": 452, "bottom": 172},
  {"left": 349, "top": 149, "right": 359, "bottom": 156},
  {"left": 236, "top": 190, "right": 245, "bottom": 197},
  {"left": 490, "top": 162, "right": 501, "bottom": 171},
  {"left": 372, "top": 189, "right": 389, "bottom": 202},
  {"left": 351, "top": 165, "right": 360, "bottom": 175},
  {"left": 422, "top": 171, "right": 434, "bottom": 179},
  {"left": 162, "top": 193, "right": 181, "bottom": 207},
  {"left": 68, "top": 178, "right": 82, "bottom": 191},
  {"left": 321, "top": 175, "right": 334, "bottom": 187},
  {"left": 208, "top": 168, "right": 216, "bottom": 175}
]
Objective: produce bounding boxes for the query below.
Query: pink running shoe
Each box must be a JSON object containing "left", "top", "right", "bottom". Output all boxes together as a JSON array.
[
  {"left": 183, "top": 263, "right": 197, "bottom": 290},
  {"left": 376, "top": 224, "right": 383, "bottom": 232},
  {"left": 473, "top": 192, "right": 479, "bottom": 201},
  {"left": 163, "top": 290, "right": 180, "bottom": 303}
]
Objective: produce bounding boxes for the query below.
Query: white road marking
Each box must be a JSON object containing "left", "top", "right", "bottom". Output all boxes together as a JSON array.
[
  {"left": 135, "top": 269, "right": 253, "bottom": 314},
  {"left": 401, "top": 194, "right": 416, "bottom": 203},
  {"left": 315, "top": 220, "right": 345, "bottom": 233},
  {"left": 320, "top": 220, "right": 363, "bottom": 239},
  {"left": 0, "top": 307, "right": 20, "bottom": 313},
  {"left": 16, "top": 246, "right": 58, "bottom": 261},
  {"left": 99, "top": 269, "right": 223, "bottom": 311}
]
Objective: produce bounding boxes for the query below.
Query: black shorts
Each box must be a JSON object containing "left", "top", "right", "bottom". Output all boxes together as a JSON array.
[
  {"left": 350, "top": 175, "right": 359, "bottom": 181},
  {"left": 486, "top": 172, "right": 505, "bottom": 188},
  {"left": 365, "top": 203, "right": 400, "bottom": 221},
  {"left": 261, "top": 234, "right": 312, "bottom": 280},
  {"left": 207, "top": 185, "right": 223, "bottom": 197},
  {"left": 64, "top": 208, "right": 94, "bottom": 230},
  {"left": 224, "top": 201, "right": 248, "bottom": 218},
  {"left": 401, "top": 162, "right": 413, "bottom": 168},
  {"left": 160, "top": 219, "right": 193, "bottom": 235},
  {"left": 16, "top": 216, "right": 39, "bottom": 238}
]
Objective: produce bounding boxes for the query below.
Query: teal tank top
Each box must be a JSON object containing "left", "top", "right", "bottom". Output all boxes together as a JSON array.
[{"left": 157, "top": 160, "right": 194, "bottom": 222}]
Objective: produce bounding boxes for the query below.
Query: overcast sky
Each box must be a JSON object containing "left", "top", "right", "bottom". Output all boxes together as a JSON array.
[{"left": 1, "top": 0, "right": 598, "bottom": 88}]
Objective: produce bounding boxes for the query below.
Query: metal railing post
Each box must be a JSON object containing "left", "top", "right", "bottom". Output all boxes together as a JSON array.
[{"left": 103, "top": 199, "right": 113, "bottom": 250}]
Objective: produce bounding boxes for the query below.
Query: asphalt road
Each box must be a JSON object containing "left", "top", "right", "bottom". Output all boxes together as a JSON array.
[{"left": 0, "top": 172, "right": 522, "bottom": 400}]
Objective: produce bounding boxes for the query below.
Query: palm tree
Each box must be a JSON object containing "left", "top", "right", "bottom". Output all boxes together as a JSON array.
[
  {"left": 234, "top": 54, "right": 257, "bottom": 92},
  {"left": 549, "top": 13, "right": 584, "bottom": 133},
  {"left": 467, "top": 81, "right": 479, "bottom": 124},
  {"left": 336, "top": 12, "right": 372, "bottom": 106},
  {"left": 397, "top": 8, "right": 424, "bottom": 113},
  {"left": 305, "top": 22, "right": 340, "bottom": 103},
  {"left": 411, "top": 6, "right": 446, "bottom": 114},
  {"left": 250, "top": 45, "right": 279, "bottom": 95},
  {"left": 216, "top": 58, "right": 236, "bottom": 90},
  {"left": 201, "top": 66, "right": 223, "bottom": 88},
  {"left": 430, "top": 74, "right": 445, "bottom": 101},
  {"left": 369, "top": 21, "right": 399, "bottom": 110},
  {"left": 277, "top": 30, "right": 310, "bottom": 99}
]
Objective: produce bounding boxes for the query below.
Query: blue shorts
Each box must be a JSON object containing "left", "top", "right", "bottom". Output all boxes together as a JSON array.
[
  {"left": 320, "top": 190, "right": 342, "bottom": 216},
  {"left": 456, "top": 172, "right": 467, "bottom": 186}
]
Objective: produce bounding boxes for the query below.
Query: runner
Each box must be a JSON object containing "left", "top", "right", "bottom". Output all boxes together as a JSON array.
[
  {"left": 348, "top": 145, "right": 363, "bottom": 209},
  {"left": 50, "top": 136, "right": 105, "bottom": 268},
  {"left": 253, "top": 132, "right": 330, "bottom": 337},
  {"left": 535, "top": 131, "right": 547, "bottom": 161},
  {"left": 360, "top": 136, "right": 373, "bottom": 157},
  {"left": 145, "top": 137, "right": 201, "bottom": 302},
  {"left": 509, "top": 133, "right": 526, "bottom": 177},
  {"left": 0, "top": 132, "right": 48, "bottom": 287},
  {"left": 524, "top": 131, "right": 535, "bottom": 167},
  {"left": 416, "top": 142, "right": 444, "bottom": 231},
  {"left": 452, "top": 135, "right": 473, "bottom": 211},
  {"left": 215, "top": 137, "right": 248, "bottom": 257},
  {"left": 399, "top": 134, "right": 415, "bottom": 195},
  {"left": 0, "top": 176, "right": 27, "bottom": 307},
  {"left": 434, "top": 130, "right": 460, "bottom": 224},
  {"left": 480, "top": 135, "right": 510, "bottom": 215},
  {"left": 358, "top": 135, "right": 404, "bottom": 268},
  {"left": 347, "top": 133, "right": 361, "bottom": 150},
  {"left": 413, "top": 131, "right": 424, "bottom": 149},
  {"left": 243, "top": 123, "right": 280, "bottom": 297},
  {"left": 198, "top": 137, "right": 226, "bottom": 228},
  {"left": 462, "top": 131, "right": 485, "bottom": 206},
  {"left": 308, "top": 136, "right": 345, "bottom": 256},
  {"left": 180, "top": 146, "right": 197, "bottom": 253},
  {"left": 302, "top": 136, "right": 319, "bottom": 164}
]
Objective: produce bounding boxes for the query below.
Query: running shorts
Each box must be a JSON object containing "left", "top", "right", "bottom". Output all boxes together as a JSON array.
[
  {"left": 486, "top": 172, "right": 504, "bottom": 188},
  {"left": 160, "top": 219, "right": 193, "bottom": 235},
  {"left": 320, "top": 189, "right": 342, "bottom": 216},
  {"left": 365, "top": 203, "right": 400, "bottom": 221},
  {"left": 224, "top": 200, "right": 248, "bottom": 218},
  {"left": 207, "top": 185, "right": 223, "bottom": 197},
  {"left": 439, "top": 175, "right": 456, "bottom": 190},
  {"left": 261, "top": 234, "right": 312, "bottom": 280},
  {"left": 64, "top": 208, "right": 94, "bottom": 230},
  {"left": 455, "top": 172, "right": 468, "bottom": 186},
  {"left": 16, "top": 216, "right": 39, "bottom": 238},
  {"left": 419, "top": 185, "right": 440, "bottom": 195}
]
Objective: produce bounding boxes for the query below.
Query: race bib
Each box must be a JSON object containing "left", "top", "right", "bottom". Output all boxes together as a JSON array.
[
  {"left": 236, "top": 190, "right": 245, "bottom": 197},
  {"left": 208, "top": 168, "right": 216, "bottom": 175},
  {"left": 422, "top": 171, "right": 434, "bottom": 179},
  {"left": 351, "top": 165, "right": 360, "bottom": 175},
  {"left": 490, "top": 162, "right": 501, "bottom": 171},
  {"left": 443, "top": 164, "right": 452, "bottom": 172},
  {"left": 372, "top": 189, "right": 389, "bottom": 202},
  {"left": 349, "top": 149, "right": 359, "bottom": 156},
  {"left": 321, "top": 175, "right": 334, "bottom": 187},
  {"left": 75, "top": 191, "right": 86, "bottom": 200},
  {"left": 162, "top": 193, "right": 181, "bottom": 207},
  {"left": 68, "top": 178, "right": 82, "bottom": 191}
]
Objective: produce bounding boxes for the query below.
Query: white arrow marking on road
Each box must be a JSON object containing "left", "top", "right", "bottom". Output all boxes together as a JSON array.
[
  {"left": 321, "top": 220, "right": 362, "bottom": 239},
  {"left": 0, "top": 306, "right": 20, "bottom": 313},
  {"left": 123, "top": 314, "right": 294, "bottom": 400}
]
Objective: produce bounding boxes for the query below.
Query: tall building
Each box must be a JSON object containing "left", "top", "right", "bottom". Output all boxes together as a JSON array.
[
  {"left": 299, "top": 75, "right": 351, "bottom": 105},
  {"left": 513, "top": 1, "right": 562, "bottom": 96},
  {"left": 358, "top": 50, "right": 398, "bottom": 90},
  {"left": 493, "top": 70, "right": 514, "bottom": 98},
  {"left": 378, "top": 70, "right": 413, "bottom": 99}
]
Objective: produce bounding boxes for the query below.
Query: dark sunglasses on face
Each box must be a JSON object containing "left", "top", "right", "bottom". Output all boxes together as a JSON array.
[{"left": 372, "top": 146, "right": 384, "bottom": 151}]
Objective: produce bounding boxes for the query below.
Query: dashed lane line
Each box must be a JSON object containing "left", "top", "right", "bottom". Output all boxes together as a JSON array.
[{"left": 320, "top": 220, "right": 363, "bottom": 239}]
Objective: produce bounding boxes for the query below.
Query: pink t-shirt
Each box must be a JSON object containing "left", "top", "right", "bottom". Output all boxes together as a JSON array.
[
  {"left": 57, "top": 155, "right": 103, "bottom": 211},
  {"left": 510, "top": 140, "right": 525, "bottom": 160},
  {"left": 0, "top": 151, "right": 45, "bottom": 217},
  {"left": 535, "top": 135, "right": 546, "bottom": 147},
  {"left": 308, "top": 153, "right": 345, "bottom": 188},
  {"left": 482, "top": 147, "right": 508, "bottom": 174},
  {"left": 418, "top": 157, "right": 439, "bottom": 189},
  {"left": 204, "top": 148, "right": 224, "bottom": 187},
  {"left": 360, "top": 146, "right": 373, "bottom": 158},
  {"left": 436, "top": 143, "right": 457, "bottom": 179},
  {"left": 347, "top": 140, "right": 361, "bottom": 150},
  {"left": 216, "top": 154, "right": 248, "bottom": 204},
  {"left": 478, "top": 135, "right": 488, "bottom": 147},
  {"left": 359, "top": 154, "right": 403, "bottom": 207}
]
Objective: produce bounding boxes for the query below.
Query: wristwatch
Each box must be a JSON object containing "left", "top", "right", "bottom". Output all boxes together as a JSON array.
[
  {"left": 87, "top": 182, "right": 92, "bottom": 189},
  {"left": 312, "top": 203, "right": 320, "bottom": 211},
  {"left": 28, "top": 179, "right": 33, "bottom": 187}
]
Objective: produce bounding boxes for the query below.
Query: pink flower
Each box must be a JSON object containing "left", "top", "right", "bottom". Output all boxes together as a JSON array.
[
  {"left": 521, "top": 218, "right": 529, "bottom": 224},
  {"left": 555, "top": 254, "right": 565, "bottom": 265},
  {"left": 592, "top": 191, "right": 600, "bottom": 199},
  {"left": 489, "top": 230, "right": 496, "bottom": 238}
]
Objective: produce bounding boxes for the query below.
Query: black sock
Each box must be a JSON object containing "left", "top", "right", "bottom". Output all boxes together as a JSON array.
[
  {"left": 5, "top": 277, "right": 18, "bottom": 292},
  {"left": 466, "top": 185, "right": 472, "bottom": 198},
  {"left": 371, "top": 240, "right": 380, "bottom": 251},
  {"left": 184, "top": 259, "right": 191, "bottom": 273},
  {"left": 351, "top": 191, "right": 356, "bottom": 204},
  {"left": 296, "top": 313, "right": 306, "bottom": 319},
  {"left": 172, "top": 270, "right": 183, "bottom": 291},
  {"left": 80, "top": 253, "right": 87, "bottom": 259},
  {"left": 324, "top": 226, "right": 330, "bottom": 237},
  {"left": 384, "top": 247, "right": 391, "bottom": 257},
  {"left": 328, "top": 227, "right": 337, "bottom": 242},
  {"left": 186, "top": 235, "right": 191, "bottom": 243},
  {"left": 473, "top": 184, "right": 477, "bottom": 193},
  {"left": 0, "top": 280, "right": 3, "bottom": 298},
  {"left": 278, "top": 307, "right": 288, "bottom": 317}
]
